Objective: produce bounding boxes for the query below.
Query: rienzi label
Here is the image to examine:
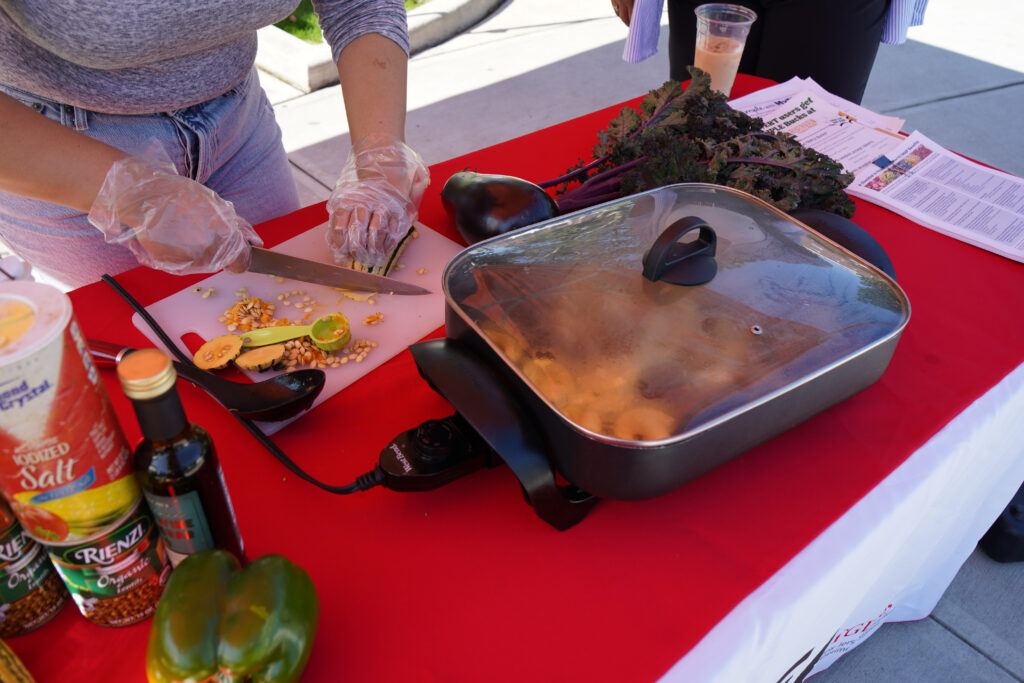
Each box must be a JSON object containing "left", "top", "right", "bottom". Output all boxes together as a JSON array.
[
  {"left": 46, "top": 509, "right": 163, "bottom": 598},
  {"left": 0, "top": 521, "right": 53, "bottom": 603}
]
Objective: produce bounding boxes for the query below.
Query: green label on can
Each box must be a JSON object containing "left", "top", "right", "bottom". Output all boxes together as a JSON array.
[
  {"left": 47, "top": 510, "right": 165, "bottom": 599},
  {"left": 0, "top": 522, "right": 53, "bottom": 603}
]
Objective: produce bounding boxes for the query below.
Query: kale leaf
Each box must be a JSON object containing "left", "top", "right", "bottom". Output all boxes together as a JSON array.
[{"left": 539, "top": 68, "right": 855, "bottom": 218}]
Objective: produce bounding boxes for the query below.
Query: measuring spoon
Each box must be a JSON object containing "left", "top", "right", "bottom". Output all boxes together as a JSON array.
[{"left": 240, "top": 312, "right": 351, "bottom": 352}]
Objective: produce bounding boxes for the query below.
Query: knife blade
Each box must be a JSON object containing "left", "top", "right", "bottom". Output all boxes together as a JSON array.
[{"left": 247, "top": 247, "right": 431, "bottom": 295}]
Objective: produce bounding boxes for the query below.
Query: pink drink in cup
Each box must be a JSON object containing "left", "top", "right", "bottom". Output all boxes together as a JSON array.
[{"left": 694, "top": 4, "right": 757, "bottom": 96}]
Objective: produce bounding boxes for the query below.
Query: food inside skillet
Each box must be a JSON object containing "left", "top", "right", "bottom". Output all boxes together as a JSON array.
[{"left": 471, "top": 266, "right": 829, "bottom": 442}]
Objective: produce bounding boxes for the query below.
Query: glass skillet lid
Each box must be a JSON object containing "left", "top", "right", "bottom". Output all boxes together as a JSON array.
[{"left": 443, "top": 183, "right": 910, "bottom": 444}]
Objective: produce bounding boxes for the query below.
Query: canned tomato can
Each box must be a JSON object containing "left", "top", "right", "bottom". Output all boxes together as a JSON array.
[
  {"left": 0, "top": 500, "right": 69, "bottom": 637},
  {"left": 44, "top": 499, "right": 170, "bottom": 627},
  {"left": 0, "top": 281, "right": 140, "bottom": 544}
]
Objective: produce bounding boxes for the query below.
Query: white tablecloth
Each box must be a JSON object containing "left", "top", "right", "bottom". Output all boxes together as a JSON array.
[{"left": 660, "top": 361, "right": 1024, "bottom": 681}]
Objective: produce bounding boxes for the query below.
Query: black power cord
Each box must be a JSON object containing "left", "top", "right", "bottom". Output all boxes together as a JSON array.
[{"left": 101, "top": 274, "right": 388, "bottom": 495}]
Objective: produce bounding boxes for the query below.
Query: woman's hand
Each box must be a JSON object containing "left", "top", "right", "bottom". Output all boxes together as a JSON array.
[
  {"left": 88, "top": 145, "right": 262, "bottom": 275},
  {"left": 325, "top": 134, "right": 429, "bottom": 272},
  {"left": 611, "top": 0, "right": 635, "bottom": 25}
]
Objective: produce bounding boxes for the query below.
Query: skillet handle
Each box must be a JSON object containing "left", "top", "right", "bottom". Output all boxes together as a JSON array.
[
  {"left": 409, "top": 338, "right": 597, "bottom": 530},
  {"left": 789, "top": 208, "right": 897, "bottom": 281}
]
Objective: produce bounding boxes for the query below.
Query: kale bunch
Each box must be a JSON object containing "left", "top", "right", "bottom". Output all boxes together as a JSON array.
[{"left": 539, "top": 68, "right": 855, "bottom": 218}]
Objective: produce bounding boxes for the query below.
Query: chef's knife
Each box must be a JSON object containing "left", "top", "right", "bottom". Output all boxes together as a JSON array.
[{"left": 247, "top": 247, "right": 431, "bottom": 295}]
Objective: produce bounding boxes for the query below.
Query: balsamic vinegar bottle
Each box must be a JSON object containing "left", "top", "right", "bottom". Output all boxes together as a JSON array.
[{"left": 116, "top": 348, "right": 245, "bottom": 567}]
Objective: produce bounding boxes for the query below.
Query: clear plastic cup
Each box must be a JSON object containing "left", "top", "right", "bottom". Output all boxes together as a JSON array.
[{"left": 693, "top": 4, "right": 758, "bottom": 96}]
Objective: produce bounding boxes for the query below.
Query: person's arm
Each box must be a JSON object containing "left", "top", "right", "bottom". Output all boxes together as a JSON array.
[
  {"left": 0, "top": 91, "right": 126, "bottom": 211},
  {"left": 322, "top": 29, "right": 429, "bottom": 273},
  {"left": 0, "top": 92, "right": 258, "bottom": 275},
  {"left": 335, "top": 32, "right": 408, "bottom": 143}
]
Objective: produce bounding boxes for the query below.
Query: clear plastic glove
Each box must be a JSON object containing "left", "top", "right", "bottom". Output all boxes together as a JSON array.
[
  {"left": 325, "top": 134, "right": 429, "bottom": 272},
  {"left": 88, "top": 144, "right": 262, "bottom": 275}
]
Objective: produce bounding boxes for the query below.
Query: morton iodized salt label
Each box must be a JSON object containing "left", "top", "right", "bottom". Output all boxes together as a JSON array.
[{"left": 0, "top": 282, "right": 140, "bottom": 544}]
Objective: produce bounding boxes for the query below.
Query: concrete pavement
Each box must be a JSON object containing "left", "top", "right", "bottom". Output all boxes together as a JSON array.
[
  {"left": 262, "top": 0, "right": 674, "bottom": 207},
  {"left": 817, "top": 3, "right": 1024, "bottom": 680}
]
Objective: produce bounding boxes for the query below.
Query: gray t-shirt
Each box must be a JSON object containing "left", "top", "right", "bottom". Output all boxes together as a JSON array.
[{"left": 0, "top": 0, "right": 409, "bottom": 114}]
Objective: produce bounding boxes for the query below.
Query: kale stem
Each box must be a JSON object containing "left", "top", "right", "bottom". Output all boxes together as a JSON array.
[
  {"left": 539, "top": 88, "right": 685, "bottom": 190},
  {"left": 572, "top": 174, "right": 622, "bottom": 199},
  {"left": 699, "top": 157, "right": 798, "bottom": 171},
  {"left": 637, "top": 81, "right": 691, "bottom": 134},
  {"left": 551, "top": 157, "right": 645, "bottom": 212},
  {"left": 536, "top": 156, "right": 609, "bottom": 189},
  {"left": 736, "top": 132, "right": 780, "bottom": 143},
  {"left": 555, "top": 190, "right": 623, "bottom": 214},
  {"left": 642, "top": 91, "right": 684, "bottom": 131},
  {"left": 574, "top": 156, "right": 644, "bottom": 189}
]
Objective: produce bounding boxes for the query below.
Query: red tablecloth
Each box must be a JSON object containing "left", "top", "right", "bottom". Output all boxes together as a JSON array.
[{"left": 10, "top": 75, "right": 1024, "bottom": 682}]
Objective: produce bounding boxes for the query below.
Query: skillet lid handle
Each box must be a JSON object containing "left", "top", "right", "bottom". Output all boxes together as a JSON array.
[{"left": 642, "top": 216, "right": 717, "bottom": 286}]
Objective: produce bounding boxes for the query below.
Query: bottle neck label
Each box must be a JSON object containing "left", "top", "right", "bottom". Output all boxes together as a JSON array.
[{"left": 142, "top": 489, "right": 214, "bottom": 567}]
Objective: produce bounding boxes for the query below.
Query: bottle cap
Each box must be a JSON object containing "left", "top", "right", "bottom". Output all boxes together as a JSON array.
[{"left": 117, "top": 348, "right": 178, "bottom": 400}]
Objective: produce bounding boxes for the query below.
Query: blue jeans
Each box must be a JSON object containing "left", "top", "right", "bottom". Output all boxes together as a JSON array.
[{"left": 0, "top": 69, "right": 300, "bottom": 288}]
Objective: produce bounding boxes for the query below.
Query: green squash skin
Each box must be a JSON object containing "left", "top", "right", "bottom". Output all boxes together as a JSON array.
[{"left": 441, "top": 171, "right": 559, "bottom": 244}]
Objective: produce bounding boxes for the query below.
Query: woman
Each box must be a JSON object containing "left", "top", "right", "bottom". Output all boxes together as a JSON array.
[
  {"left": 0, "top": 0, "right": 428, "bottom": 287},
  {"left": 613, "top": 0, "right": 930, "bottom": 105}
]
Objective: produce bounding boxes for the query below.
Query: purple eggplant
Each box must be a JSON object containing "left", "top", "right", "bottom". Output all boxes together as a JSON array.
[{"left": 441, "top": 172, "right": 559, "bottom": 245}]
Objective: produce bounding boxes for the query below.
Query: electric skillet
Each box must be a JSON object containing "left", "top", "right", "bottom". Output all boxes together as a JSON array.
[{"left": 383, "top": 184, "right": 910, "bottom": 529}]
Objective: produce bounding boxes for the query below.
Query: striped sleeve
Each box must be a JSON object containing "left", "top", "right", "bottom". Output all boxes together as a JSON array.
[
  {"left": 622, "top": 0, "right": 666, "bottom": 63},
  {"left": 881, "top": 0, "right": 930, "bottom": 45},
  {"left": 313, "top": 0, "right": 410, "bottom": 64}
]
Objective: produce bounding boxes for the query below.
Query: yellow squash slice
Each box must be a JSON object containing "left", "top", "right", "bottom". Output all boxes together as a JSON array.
[
  {"left": 193, "top": 335, "right": 243, "bottom": 370},
  {"left": 234, "top": 344, "right": 287, "bottom": 372}
]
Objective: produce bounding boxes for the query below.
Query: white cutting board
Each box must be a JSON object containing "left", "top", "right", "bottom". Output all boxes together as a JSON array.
[{"left": 134, "top": 221, "right": 462, "bottom": 434}]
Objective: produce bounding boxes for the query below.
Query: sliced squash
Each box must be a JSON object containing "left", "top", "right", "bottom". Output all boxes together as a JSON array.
[
  {"left": 193, "top": 335, "right": 243, "bottom": 370},
  {"left": 349, "top": 225, "right": 416, "bottom": 275},
  {"left": 234, "top": 344, "right": 287, "bottom": 371}
]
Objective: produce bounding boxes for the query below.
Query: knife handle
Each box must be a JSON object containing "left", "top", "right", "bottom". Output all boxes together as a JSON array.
[
  {"left": 87, "top": 339, "right": 134, "bottom": 368},
  {"left": 87, "top": 339, "right": 239, "bottom": 395}
]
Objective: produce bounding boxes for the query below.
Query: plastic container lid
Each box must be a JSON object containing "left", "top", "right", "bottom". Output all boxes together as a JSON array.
[{"left": 0, "top": 281, "right": 70, "bottom": 364}]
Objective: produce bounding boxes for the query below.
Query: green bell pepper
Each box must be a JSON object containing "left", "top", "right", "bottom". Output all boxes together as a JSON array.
[{"left": 146, "top": 550, "right": 319, "bottom": 683}]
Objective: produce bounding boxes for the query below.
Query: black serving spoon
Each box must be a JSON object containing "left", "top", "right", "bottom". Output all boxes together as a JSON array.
[
  {"left": 87, "top": 339, "right": 324, "bottom": 422},
  {"left": 97, "top": 274, "right": 325, "bottom": 422},
  {"left": 99, "top": 274, "right": 376, "bottom": 495}
]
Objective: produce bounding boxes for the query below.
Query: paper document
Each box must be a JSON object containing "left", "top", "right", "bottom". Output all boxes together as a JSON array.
[
  {"left": 757, "top": 91, "right": 905, "bottom": 179},
  {"left": 730, "top": 79, "right": 1024, "bottom": 264},
  {"left": 848, "top": 132, "right": 1024, "bottom": 262},
  {"left": 729, "top": 77, "right": 905, "bottom": 133}
]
